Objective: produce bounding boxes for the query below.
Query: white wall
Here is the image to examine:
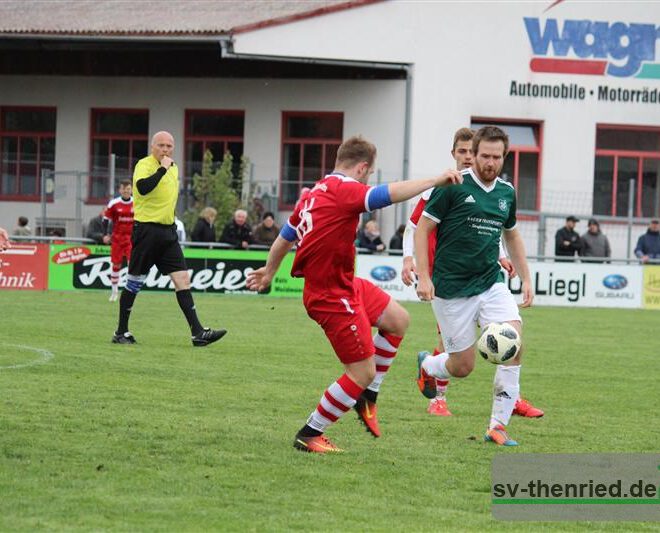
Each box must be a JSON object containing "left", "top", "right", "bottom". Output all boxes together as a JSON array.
[
  {"left": 0, "top": 75, "right": 405, "bottom": 237},
  {"left": 2, "top": 0, "right": 658, "bottom": 254},
  {"left": 232, "top": 0, "right": 660, "bottom": 256}
]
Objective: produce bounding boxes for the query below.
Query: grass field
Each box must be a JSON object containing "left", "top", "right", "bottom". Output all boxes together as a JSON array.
[{"left": 1, "top": 290, "right": 659, "bottom": 531}]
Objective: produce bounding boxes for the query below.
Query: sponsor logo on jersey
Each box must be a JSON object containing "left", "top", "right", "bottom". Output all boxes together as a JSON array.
[{"left": 464, "top": 194, "right": 476, "bottom": 203}]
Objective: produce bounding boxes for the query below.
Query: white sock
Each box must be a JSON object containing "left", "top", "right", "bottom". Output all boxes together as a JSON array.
[
  {"left": 422, "top": 352, "right": 451, "bottom": 379},
  {"left": 111, "top": 272, "right": 119, "bottom": 291},
  {"left": 489, "top": 364, "right": 521, "bottom": 429}
]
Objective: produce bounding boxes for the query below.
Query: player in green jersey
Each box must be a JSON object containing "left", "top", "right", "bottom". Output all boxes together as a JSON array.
[{"left": 414, "top": 125, "right": 534, "bottom": 446}]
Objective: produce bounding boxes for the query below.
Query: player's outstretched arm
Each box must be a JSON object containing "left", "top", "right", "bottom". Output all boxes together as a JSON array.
[
  {"left": 0, "top": 227, "right": 10, "bottom": 251},
  {"left": 401, "top": 221, "right": 416, "bottom": 286},
  {"left": 414, "top": 215, "right": 437, "bottom": 301},
  {"left": 387, "top": 170, "right": 462, "bottom": 204},
  {"left": 246, "top": 235, "right": 294, "bottom": 292},
  {"left": 503, "top": 228, "right": 533, "bottom": 308}
]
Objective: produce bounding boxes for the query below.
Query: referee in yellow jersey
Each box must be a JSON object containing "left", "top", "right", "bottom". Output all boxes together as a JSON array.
[{"left": 112, "top": 131, "right": 226, "bottom": 346}]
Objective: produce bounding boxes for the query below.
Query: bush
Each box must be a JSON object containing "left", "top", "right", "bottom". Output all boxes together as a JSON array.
[{"left": 182, "top": 150, "right": 247, "bottom": 236}]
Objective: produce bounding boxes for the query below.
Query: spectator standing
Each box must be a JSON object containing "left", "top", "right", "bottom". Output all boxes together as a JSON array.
[
  {"left": 86, "top": 210, "right": 106, "bottom": 244},
  {"left": 580, "top": 218, "right": 611, "bottom": 263},
  {"left": 12, "top": 216, "right": 31, "bottom": 237},
  {"left": 219, "top": 209, "right": 253, "bottom": 249},
  {"left": 389, "top": 224, "right": 405, "bottom": 251},
  {"left": 190, "top": 207, "right": 217, "bottom": 243},
  {"left": 554, "top": 215, "right": 582, "bottom": 262},
  {"left": 253, "top": 211, "right": 279, "bottom": 247},
  {"left": 357, "top": 220, "right": 386, "bottom": 253},
  {"left": 634, "top": 219, "right": 660, "bottom": 263}
]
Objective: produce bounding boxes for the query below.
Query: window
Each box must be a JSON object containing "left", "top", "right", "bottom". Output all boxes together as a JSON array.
[
  {"left": 0, "top": 106, "right": 56, "bottom": 201},
  {"left": 184, "top": 110, "right": 244, "bottom": 187},
  {"left": 471, "top": 120, "right": 542, "bottom": 211},
  {"left": 280, "top": 112, "right": 343, "bottom": 208},
  {"left": 593, "top": 125, "right": 660, "bottom": 218},
  {"left": 89, "top": 109, "right": 148, "bottom": 201}
]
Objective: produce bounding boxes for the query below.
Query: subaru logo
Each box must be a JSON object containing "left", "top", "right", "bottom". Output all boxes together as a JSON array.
[
  {"left": 371, "top": 265, "right": 397, "bottom": 282},
  {"left": 602, "top": 274, "right": 627, "bottom": 290}
]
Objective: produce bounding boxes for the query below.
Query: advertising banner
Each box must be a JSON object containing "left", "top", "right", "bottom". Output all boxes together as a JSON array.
[
  {"left": 355, "top": 254, "right": 419, "bottom": 302},
  {"left": 356, "top": 256, "right": 645, "bottom": 309},
  {"left": 508, "top": 262, "right": 642, "bottom": 308},
  {"left": 47, "top": 244, "right": 303, "bottom": 297},
  {"left": 0, "top": 243, "right": 49, "bottom": 290},
  {"left": 642, "top": 266, "right": 660, "bottom": 310}
]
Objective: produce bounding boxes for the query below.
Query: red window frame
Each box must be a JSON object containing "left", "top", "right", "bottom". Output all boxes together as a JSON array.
[
  {"left": 0, "top": 105, "right": 56, "bottom": 202},
  {"left": 471, "top": 117, "right": 543, "bottom": 214},
  {"left": 279, "top": 111, "right": 343, "bottom": 210},
  {"left": 88, "top": 108, "right": 149, "bottom": 204},
  {"left": 594, "top": 124, "right": 660, "bottom": 217},
  {"left": 184, "top": 109, "right": 245, "bottom": 187}
]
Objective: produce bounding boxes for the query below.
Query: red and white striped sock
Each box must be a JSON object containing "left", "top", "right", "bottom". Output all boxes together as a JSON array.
[
  {"left": 111, "top": 266, "right": 120, "bottom": 291},
  {"left": 367, "top": 330, "right": 403, "bottom": 394},
  {"left": 306, "top": 374, "right": 364, "bottom": 433},
  {"left": 432, "top": 348, "right": 450, "bottom": 396}
]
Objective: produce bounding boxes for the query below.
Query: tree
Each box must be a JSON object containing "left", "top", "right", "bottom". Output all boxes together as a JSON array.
[{"left": 182, "top": 150, "right": 245, "bottom": 236}]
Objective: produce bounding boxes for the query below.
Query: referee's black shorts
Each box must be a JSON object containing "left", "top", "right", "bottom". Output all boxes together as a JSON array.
[{"left": 128, "top": 221, "right": 187, "bottom": 276}]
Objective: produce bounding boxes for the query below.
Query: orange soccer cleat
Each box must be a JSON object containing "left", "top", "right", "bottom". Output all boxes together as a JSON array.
[
  {"left": 427, "top": 397, "right": 452, "bottom": 416},
  {"left": 513, "top": 397, "right": 544, "bottom": 418},
  {"left": 293, "top": 434, "right": 343, "bottom": 454},
  {"left": 484, "top": 424, "right": 518, "bottom": 446},
  {"left": 354, "top": 397, "right": 381, "bottom": 438},
  {"left": 416, "top": 351, "right": 437, "bottom": 399}
]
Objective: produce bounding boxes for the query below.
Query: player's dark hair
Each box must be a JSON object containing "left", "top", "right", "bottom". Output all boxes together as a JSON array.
[
  {"left": 119, "top": 179, "right": 132, "bottom": 187},
  {"left": 472, "top": 126, "right": 509, "bottom": 156},
  {"left": 18, "top": 216, "right": 28, "bottom": 226},
  {"left": 452, "top": 127, "right": 475, "bottom": 151},
  {"left": 336, "top": 135, "right": 377, "bottom": 168}
]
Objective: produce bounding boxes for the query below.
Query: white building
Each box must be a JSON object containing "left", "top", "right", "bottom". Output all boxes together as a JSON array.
[{"left": 1, "top": 0, "right": 658, "bottom": 257}]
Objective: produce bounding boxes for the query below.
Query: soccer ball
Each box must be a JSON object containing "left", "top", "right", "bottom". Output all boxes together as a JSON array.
[{"left": 477, "top": 323, "right": 521, "bottom": 364}]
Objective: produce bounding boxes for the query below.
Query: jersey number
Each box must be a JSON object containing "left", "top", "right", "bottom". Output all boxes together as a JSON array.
[{"left": 296, "top": 197, "right": 315, "bottom": 244}]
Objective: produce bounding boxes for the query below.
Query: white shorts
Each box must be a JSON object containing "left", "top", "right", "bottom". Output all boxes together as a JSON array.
[{"left": 431, "top": 282, "right": 522, "bottom": 354}]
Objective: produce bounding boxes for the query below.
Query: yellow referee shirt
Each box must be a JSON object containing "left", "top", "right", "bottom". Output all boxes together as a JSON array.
[{"left": 132, "top": 155, "right": 179, "bottom": 225}]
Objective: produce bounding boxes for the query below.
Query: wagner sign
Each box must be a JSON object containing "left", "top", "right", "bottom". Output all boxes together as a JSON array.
[
  {"left": 524, "top": 17, "right": 660, "bottom": 79},
  {"left": 510, "top": 15, "right": 660, "bottom": 104}
]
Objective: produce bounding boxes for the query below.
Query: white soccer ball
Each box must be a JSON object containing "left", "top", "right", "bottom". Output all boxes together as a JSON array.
[{"left": 477, "top": 323, "right": 521, "bottom": 364}]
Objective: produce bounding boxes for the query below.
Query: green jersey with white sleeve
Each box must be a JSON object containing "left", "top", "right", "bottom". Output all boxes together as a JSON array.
[{"left": 422, "top": 168, "right": 517, "bottom": 299}]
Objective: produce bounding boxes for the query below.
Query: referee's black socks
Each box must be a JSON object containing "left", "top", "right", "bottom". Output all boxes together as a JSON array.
[
  {"left": 117, "top": 290, "right": 137, "bottom": 334},
  {"left": 176, "top": 289, "right": 204, "bottom": 336}
]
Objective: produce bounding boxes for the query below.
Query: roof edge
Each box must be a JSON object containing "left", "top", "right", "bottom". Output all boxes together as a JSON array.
[{"left": 232, "top": 0, "right": 384, "bottom": 35}]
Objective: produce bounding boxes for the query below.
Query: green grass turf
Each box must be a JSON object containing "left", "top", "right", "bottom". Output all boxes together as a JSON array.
[{"left": 0, "top": 290, "right": 659, "bottom": 531}]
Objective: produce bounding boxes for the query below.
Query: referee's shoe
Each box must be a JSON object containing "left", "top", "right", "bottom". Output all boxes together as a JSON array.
[{"left": 192, "top": 327, "right": 227, "bottom": 347}]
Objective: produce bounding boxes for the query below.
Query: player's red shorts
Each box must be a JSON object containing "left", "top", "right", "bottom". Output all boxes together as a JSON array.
[
  {"left": 304, "top": 277, "right": 391, "bottom": 364},
  {"left": 110, "top": 235, "right": 132, "bottom": 265}
]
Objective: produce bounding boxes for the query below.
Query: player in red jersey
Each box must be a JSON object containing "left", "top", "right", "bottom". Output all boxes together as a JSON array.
[
  {"left": 103, "top": 179, "right": 134, "bottom": 301},
  {"left": 247, "top": 136, "right": 461, "bottom": 453},
  {"left": 403, "top": 127, "right": 543, "bottom": 419}
]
